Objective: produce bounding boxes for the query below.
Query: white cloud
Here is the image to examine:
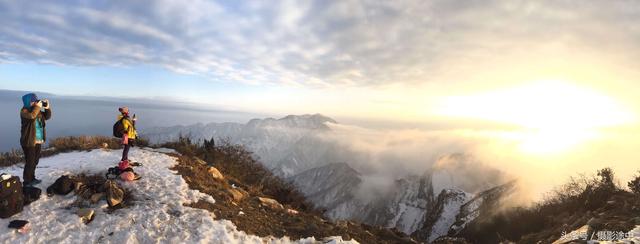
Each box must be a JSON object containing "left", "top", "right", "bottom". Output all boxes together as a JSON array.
[{"left": 0, "top": 0, "right": 639, "bottom": 87}]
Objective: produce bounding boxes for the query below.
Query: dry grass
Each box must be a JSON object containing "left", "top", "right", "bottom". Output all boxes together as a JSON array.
[
  {"left": 0, "top": 135, "right": 150, "bottom": 167},
  {"left": 172, "top": 152, "right": 415, "bottom": 243},
  {"left": 0, "top": 149, "right": 24, "bottom": 167},
  {"left": 49, "top": 136, "right": 122, "bottom": 152},
  {"left": 161, "top": 136, "right": 315, "bottom": 212},
  {"left": 50, "top": 135, "right": 149, "bottom": 153}
]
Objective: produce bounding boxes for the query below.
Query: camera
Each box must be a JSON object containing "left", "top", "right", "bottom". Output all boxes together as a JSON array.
[{"left": 40, "top": 100, "right": 48, "bottom": 107}]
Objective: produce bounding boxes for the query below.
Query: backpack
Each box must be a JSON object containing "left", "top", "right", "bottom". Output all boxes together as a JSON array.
[
  {"left": 0, "top": 174, "right": 23, "bottom": 218},
  {"left": 46, "top": 175, "right": 75, "bottom": 196},
  {"left": 106, "top": 167, "right": 122, "bottom": 179},
  {"left": 104, "top": 180, "right": 124, "bottom": 207},
  {"left": 113, "top": 117, "right": 126, "bottom": 138},
  {"left": 22, "top": 186, "right": 41, "bottom": 206}
]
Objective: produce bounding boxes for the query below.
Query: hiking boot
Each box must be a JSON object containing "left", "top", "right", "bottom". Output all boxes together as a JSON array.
[{"left": 24, "top": 179, "right": 42, "bottom": 186}]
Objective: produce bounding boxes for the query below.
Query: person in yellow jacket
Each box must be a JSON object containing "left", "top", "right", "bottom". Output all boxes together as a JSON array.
[{"left": 117, "top": 107, "right": 137, "bottom": 162}]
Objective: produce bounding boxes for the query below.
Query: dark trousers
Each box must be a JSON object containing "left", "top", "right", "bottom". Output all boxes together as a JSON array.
[
  {"left": 22, "top": 144, "right": 42, "bottom": 183},
  {"left": 121, "top": 139, "right": 135, "bottom": 161}
]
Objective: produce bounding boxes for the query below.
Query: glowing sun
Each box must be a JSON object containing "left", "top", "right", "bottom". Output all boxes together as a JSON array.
[{"left": 437, "top": 80, "right": 635, "bottom": 155}]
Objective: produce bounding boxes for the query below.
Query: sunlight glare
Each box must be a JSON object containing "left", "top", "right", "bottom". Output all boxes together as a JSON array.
[{"left": 437, "top": 80, "right": 635, "bottom": 155}]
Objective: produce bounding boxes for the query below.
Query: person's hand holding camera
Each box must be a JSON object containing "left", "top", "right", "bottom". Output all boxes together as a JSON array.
[{"left": 42, "top": 99, "right": 50, "bottom": 109}]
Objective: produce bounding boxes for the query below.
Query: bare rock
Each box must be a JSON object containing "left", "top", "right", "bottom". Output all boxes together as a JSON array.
[
  {"left": 258, "top": 197, "right": 284, "bottom": 210},
  {"left": 77, "top": 208, "right": 95, "bottom": 224},
  {"left": 227, "top": 188, "right": 248, "bottom": 202},
  {"left": 208, "top": 166, "right": 224, "bottom": 181}
]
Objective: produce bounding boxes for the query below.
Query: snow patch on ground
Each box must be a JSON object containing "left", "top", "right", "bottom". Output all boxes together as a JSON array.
[
  {"left": 0, "top": 148, "right": 356, "bottom": 243},
  {"left": 142, "top": 147, "right": 177, "bottom": 154}
]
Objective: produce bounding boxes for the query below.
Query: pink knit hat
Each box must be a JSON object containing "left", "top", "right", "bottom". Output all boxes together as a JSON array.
[{"left": 118, "top": 107, "right": 129, "bottom": 114}]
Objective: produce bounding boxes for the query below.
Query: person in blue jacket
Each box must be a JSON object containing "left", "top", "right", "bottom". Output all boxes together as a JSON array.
[{"left": 19, "top": 93, "right": 52, "bottom": 186}]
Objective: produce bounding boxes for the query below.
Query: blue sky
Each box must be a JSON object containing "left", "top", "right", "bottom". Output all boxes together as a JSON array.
[{"left": 0, "top": 62, "right": 262, "bottom": 101}]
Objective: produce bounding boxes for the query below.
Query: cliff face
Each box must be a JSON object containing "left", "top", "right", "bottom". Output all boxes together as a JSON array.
[{"left": 288, "top": 162, "right": 494, "bottom": 242}]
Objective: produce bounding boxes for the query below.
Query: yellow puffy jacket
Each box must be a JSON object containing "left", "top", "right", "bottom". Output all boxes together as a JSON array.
[{"left": 117, "top": 115, "right": 137, "bottom": 139}]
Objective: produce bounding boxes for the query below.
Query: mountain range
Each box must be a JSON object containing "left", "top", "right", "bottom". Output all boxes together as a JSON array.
[{"left": 142, "top": 114, "right": 509, "bottom": 241}]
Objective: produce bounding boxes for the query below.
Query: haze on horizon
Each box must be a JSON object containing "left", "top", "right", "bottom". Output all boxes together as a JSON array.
[{"left": 1, "top": 0, "right": 640, "bottom": 198}]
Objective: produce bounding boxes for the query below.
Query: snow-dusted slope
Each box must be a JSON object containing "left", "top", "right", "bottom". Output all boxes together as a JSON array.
[
  {"left": 447, "top": 180, "right": 518, "bottom": 238},
  {"left": 144, "top": 114, "right": 507, "bottom": 242},
  {"left": 143, "top": 114, "right": 337, "bottom": 177},
  {"left": 0, "top": 148, "right": 355, "bottom": 244},
  {"left": 363, "top": 174, "right": 436, "bottom": 234},
  {"left": 288, "top": 163, "right": 481, "bottom": 241},
  {"left": 288, "top": 163, "right": 364, "bottom": 220},
  {"left": 414, "top": 189, "right": 471, "bottom": 242}
]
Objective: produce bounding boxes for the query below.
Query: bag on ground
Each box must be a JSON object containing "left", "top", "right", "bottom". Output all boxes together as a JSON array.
[
  {"left": 119, "top": 167, "right": 141, "bottom": 181},
  {"left": 0, "top": 174, "right": 23, "bottom": 218},
  {"left": 106, "top": 167, "right": 122, "bottom": 179},
  {"left": 22, "top": 186, "right": 41, "bottom": 206},
  {"left": 74, "top": 182, "right": 95, "bottom": 199},
  {"left": 118, "top": 160, "right": 130, "bottom": 170},
  {"left": 8, "top": 220, "right": 30, "bottom": 233},
  {"left": 46, "top": 175, "right": 75, "bottom": 196},
  {"left": 104, "top": 180, "right": 124, "bottom": 207}
]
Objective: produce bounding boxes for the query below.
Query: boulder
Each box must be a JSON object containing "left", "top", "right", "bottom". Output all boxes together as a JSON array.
[
  {"left": 77, "top": 208, "right": 95, "bottom": 224},
  {"left": 258, "top": 197, "right": 283, "bottom": 210},
  {"left": 227, "top": 188, "right": 248, "bottom": 202},
  {"left": 208, "top": 166, "right": 224, "bottom": 181},
  {"left": 286, "top": 209, "right": 299, "bottom": 215}
]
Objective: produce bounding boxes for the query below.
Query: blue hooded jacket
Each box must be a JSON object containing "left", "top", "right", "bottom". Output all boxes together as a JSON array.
[
  {"left": 22, "top": 93, "right": 38, "bottom": 110},
  {"left": 21, "top": 93, "right": 44, "bottom": 142}
]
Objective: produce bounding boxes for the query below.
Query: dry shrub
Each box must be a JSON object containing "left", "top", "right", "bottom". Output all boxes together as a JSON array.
[
  {"left": 628, "top": 171, "right": 640, "bottom": 195},
  {"left": 460, "top": 168, "right": 626, "bottom": 243},
  {"left": 208, "top": 140, "right": 314, "bottom": 211},
  {"left": 49, "top": 135, "right": 148, "bottom": 153},
  {"left": 543, "top": 167, "right": 618, "bottom": 212},
  {"left": 159, "top": 135, "right": 199, "bottom": 157},
  {"left": 0, "top": 135, "right": 143, "bottom": 167},
  {"left": 49, "top": 135, "right": 121, "bottom": 153},
  {"left": 163, "top": 137, "right": 316, "bottom": 212},
  {"left": 0, "top": 149, "right": 24, "bottom": 167}
]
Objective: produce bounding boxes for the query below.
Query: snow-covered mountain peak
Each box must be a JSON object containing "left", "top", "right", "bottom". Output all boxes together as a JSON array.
[{"left": 247, "top": 114, "right": 337, "bottom": 130}]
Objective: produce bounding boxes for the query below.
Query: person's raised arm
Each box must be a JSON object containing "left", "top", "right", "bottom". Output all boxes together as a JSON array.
[
  {"left": 20, "top": 102, "right": 42, "bottom": 120},
  {"left": 42, "top": 99, "right": 52, "bottom": 120}
]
